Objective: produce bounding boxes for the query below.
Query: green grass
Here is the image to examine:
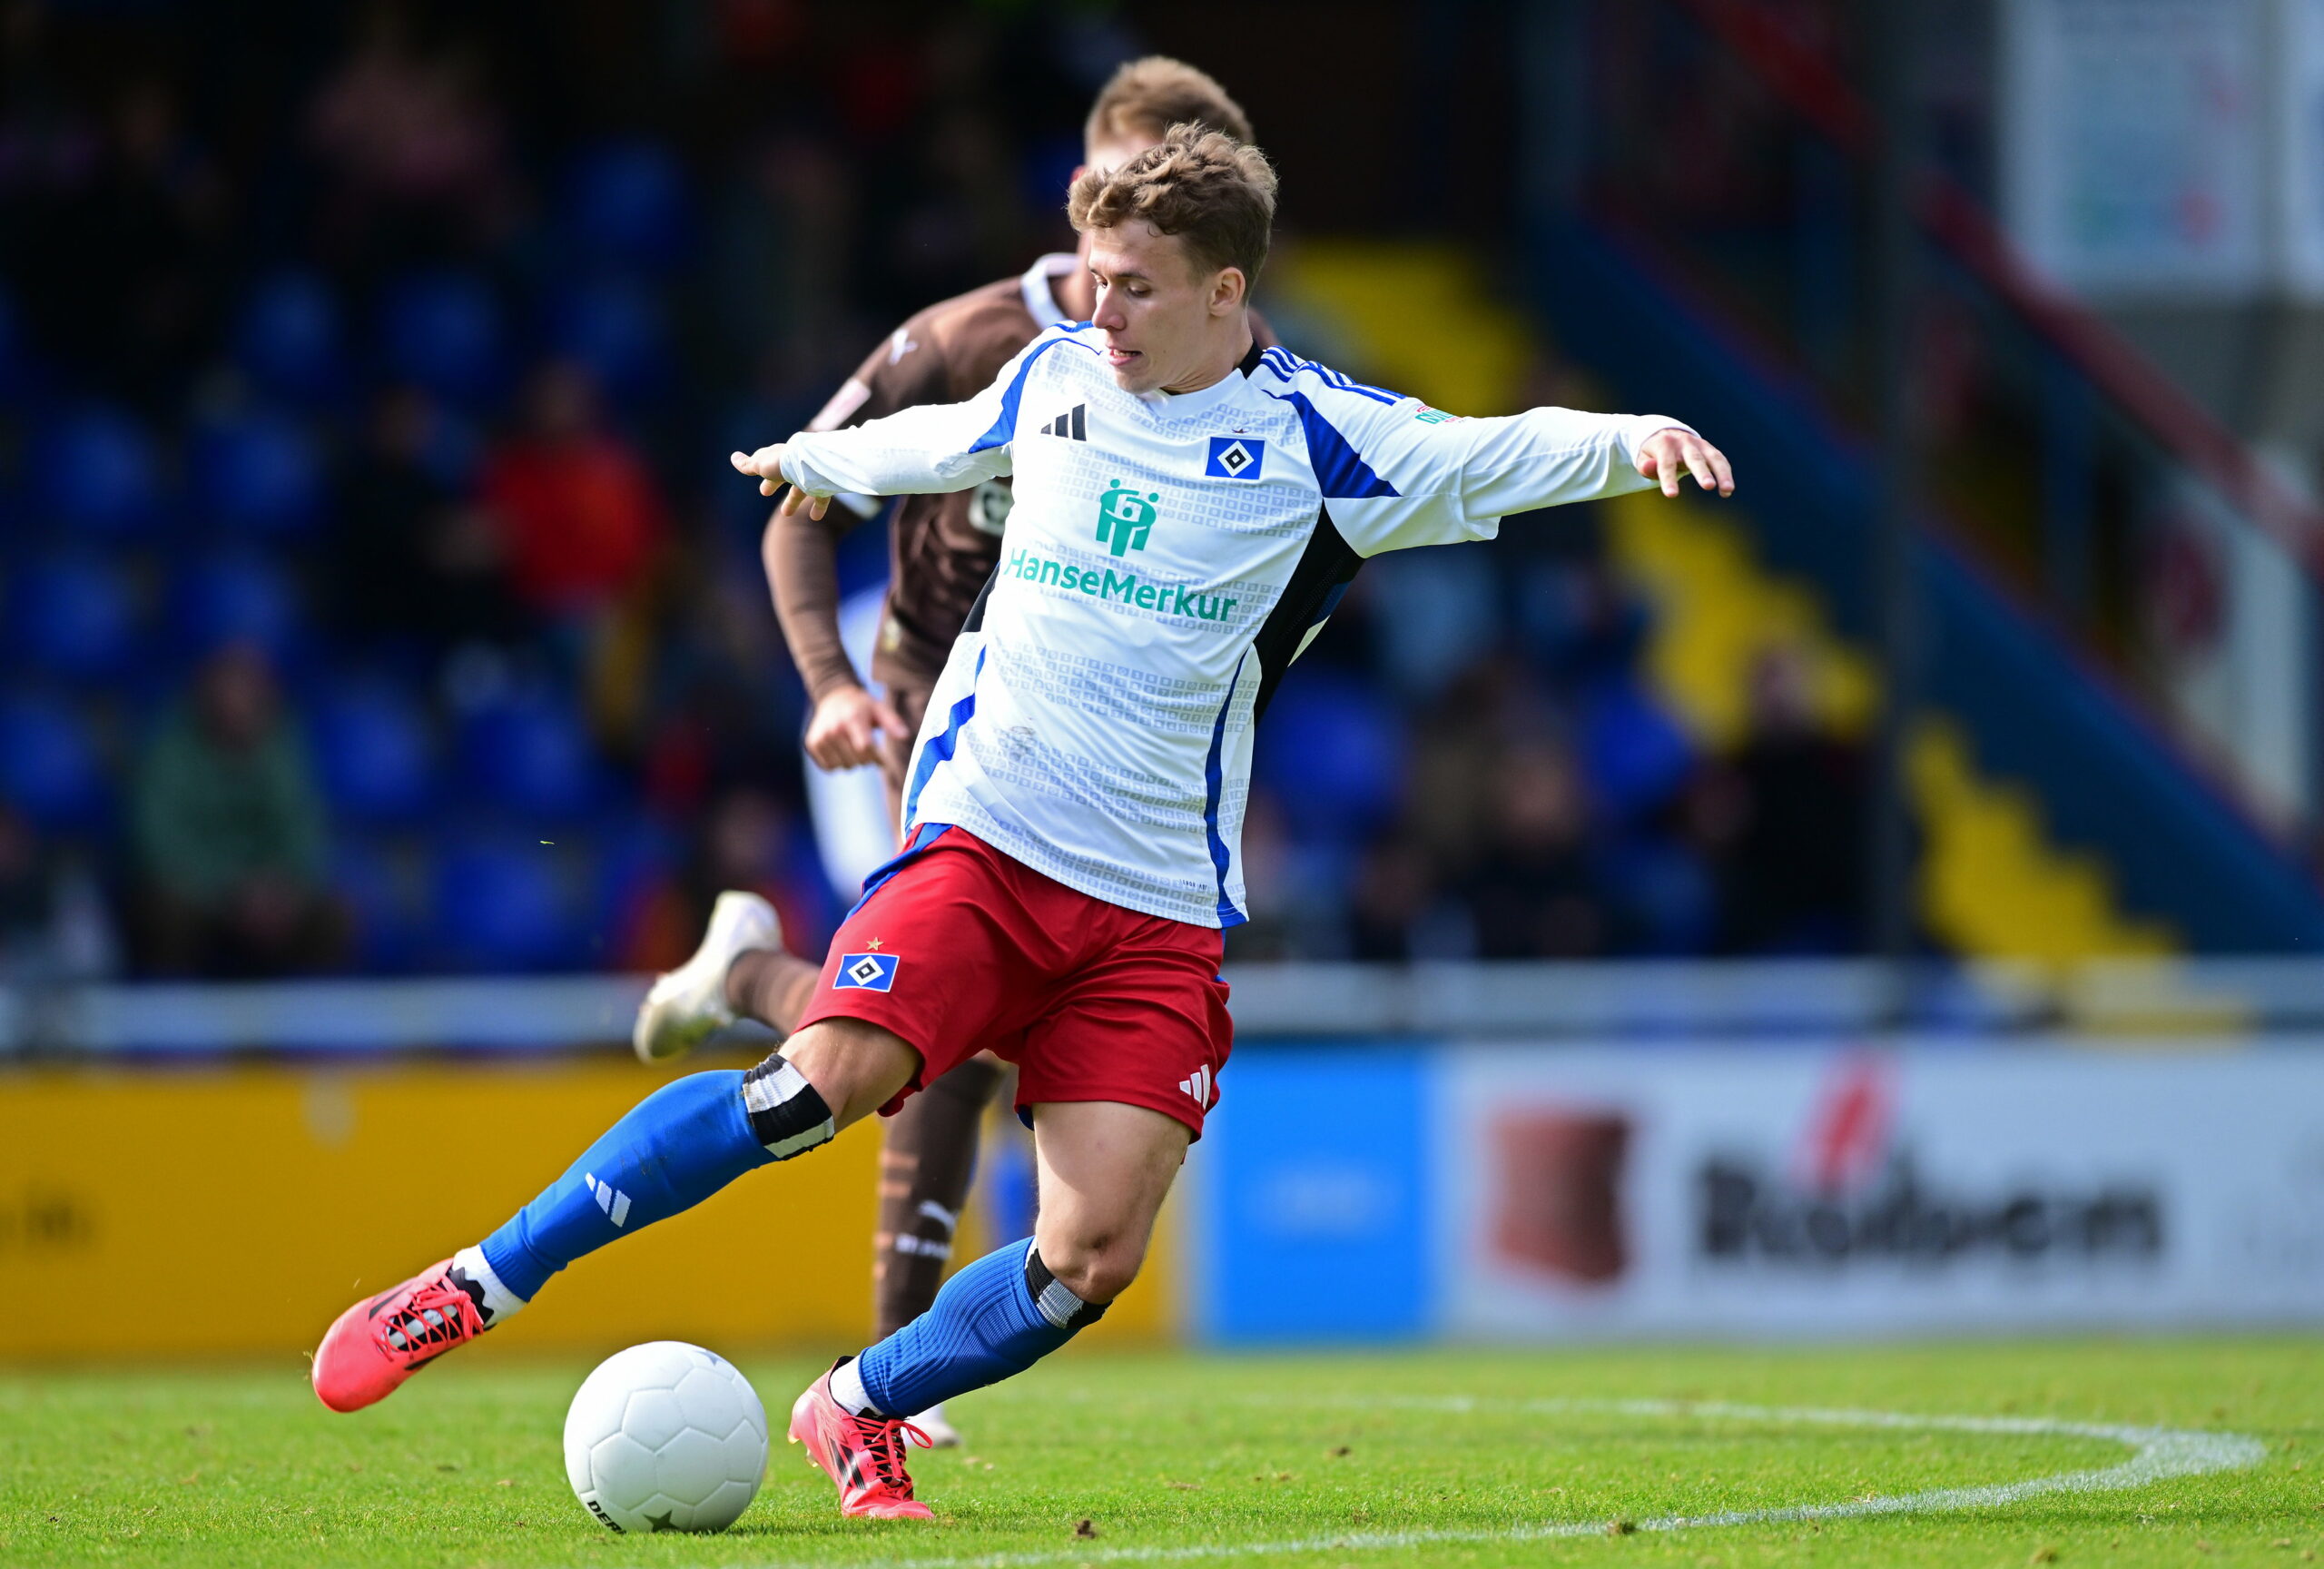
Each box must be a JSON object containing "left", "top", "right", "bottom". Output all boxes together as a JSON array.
[{"left": 3, "top": 1339, "right": 2319, "bottom": 1567}]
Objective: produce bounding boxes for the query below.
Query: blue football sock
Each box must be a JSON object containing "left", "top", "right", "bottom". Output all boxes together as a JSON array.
[
  {"left": 854, "top": 1239, "right": 1105, "bottom": 1417},
  {"left": 478, "top": 1070, "right": 774, "bottom": 1302}
]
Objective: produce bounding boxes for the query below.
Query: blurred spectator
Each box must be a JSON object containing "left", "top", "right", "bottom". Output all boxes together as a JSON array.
[
  {"left": 1346, "top": 834, "right": 1437, "bottom": 962},
  {"left": 620, "top": 786, "right": 833, "bottom": 974},
  {"left": 1685, "top": 644, "right": 1870, "bottom": 954},
  {"left": 478, "top": 362, "right": 669, "bottom": 617},
  {"left": 130, "top": 643, "right": 347, "bottom": 976},
  {"left": 335, "top": 384, "right": 526, "bottom": 661},
  {"left": 1456, "top": 742, "right": 1616, "bottom": 959},
  {"left": 0, "top": 802, "right": 117, "bottom": 982},
  {"left": 305, "top": 4, "right": 517, "bottom": 264},
  {"left": 17, "top": 74, "right": 229, "bottom": 410}
]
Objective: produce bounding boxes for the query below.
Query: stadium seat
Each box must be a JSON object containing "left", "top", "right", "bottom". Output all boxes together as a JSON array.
[
  {"left": 33, "top": 406, "right": 160, "bottom": 538},
  {"left": 1599, "top": 834, "right": 1718, "bottom": 957},
  {"left": 0, "top": 692, "right": 108, "bottom": 830},
  {"left": 233, "top": 271, "right": 343, "bottom": 403},
  {"left": 332, "top": 835, "right": 422, "bottom": 972},
  {"left": 1364, "top": 545, "right": 1502, "bottom": 699},
  {"left": 7, "top": 553, "right": 140, "bottom": 681},
  {"left": 169, "top": 551, "right": 301, "bottom": 660},
  {"left": 311, "top": 680, "right": 437, "bottom": 825},
  {"left": 563, "top": 140, "right": 690, "bottom": 270},
  {"left": 1576, "top": 674, "right": 1696, "bottom": 824},
  {"left": 379, "top": 271, "right": 507, "bottom": 408},
  {"left": 455, "top": 695, "right": 602, "bottom": 822},
  {"left": 542, "top": 276, "right": 668, "bottom": 403},
  {"left": 1253, "top": 668, "right": 1404, "bottom": 844},
  {"left": 190, "top": 413, "right": 323, "bottom": 537},
  {"left": 431, "top": 839, "right": 583, "bottom": 972}
]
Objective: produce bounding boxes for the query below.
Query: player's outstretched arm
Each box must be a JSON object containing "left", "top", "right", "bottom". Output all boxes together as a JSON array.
[
  {"left": 1311, "top": 390, "right": 1736, "bottom": 558},
  {"left": 732, "top": 330, "right": 1066, "bottom": 509}
]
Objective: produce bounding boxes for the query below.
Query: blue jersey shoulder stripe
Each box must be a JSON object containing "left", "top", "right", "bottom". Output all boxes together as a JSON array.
[
  {"left": 967, "top": 332, "right": 1091, "bottom": 455},
  {"left": 1265, "top": 390, "right": 1399, "bottom": 500},
  {"left": 1256, "top": 347, "right": 1403, "bottom": 405}
]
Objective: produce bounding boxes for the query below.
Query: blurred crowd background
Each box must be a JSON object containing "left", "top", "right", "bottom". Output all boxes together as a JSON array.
[{"left": 0, "top": 0, "right": 1881, "bottom": 984}]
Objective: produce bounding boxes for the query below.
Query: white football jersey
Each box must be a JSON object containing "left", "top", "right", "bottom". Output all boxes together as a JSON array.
[{"left": 781, "top": 324, "right": 1688, "bottom": 928}]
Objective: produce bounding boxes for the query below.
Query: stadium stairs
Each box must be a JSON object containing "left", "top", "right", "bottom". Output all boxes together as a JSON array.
[{"left": 1274, "top": 238, "right": 2324, "bottom": 961}]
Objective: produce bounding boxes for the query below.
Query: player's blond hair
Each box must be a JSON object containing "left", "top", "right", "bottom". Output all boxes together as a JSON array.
[
  {"left": 1067, "top": 123, "right": 1278, "bottom": 285},
  {"left": 1083, "top": 56, "right": 1252, "bottom": 149}
]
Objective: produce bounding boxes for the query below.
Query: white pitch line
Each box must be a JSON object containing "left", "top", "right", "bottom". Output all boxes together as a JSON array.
[{"left": 714, "top": 1396, "right": 2266, "bottom": 1569}]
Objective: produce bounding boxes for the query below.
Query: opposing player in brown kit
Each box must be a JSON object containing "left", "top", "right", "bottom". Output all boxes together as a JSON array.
[{"left": 626, "top": 57, "right": 1275, "bottom": 1448}]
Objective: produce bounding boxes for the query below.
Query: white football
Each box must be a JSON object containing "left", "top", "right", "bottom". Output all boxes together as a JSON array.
[{"left": 563, "top": 1341, "right": 769, "bottom": 1534}]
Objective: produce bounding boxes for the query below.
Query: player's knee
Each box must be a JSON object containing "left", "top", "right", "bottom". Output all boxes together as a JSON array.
[
  {"left": 1036, "top": 1229, "right": 1146, "bottom": 1306},
  {"left": 1025, "top": 1244, "right": 1117, "bottom": 1327}
]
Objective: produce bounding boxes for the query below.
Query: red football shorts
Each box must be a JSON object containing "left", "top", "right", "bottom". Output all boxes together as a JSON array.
[{"left": 793, "top": 824, "right": 1234, "bottom": 1138}]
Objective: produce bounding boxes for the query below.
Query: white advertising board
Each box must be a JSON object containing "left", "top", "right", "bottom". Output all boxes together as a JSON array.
[
  {"left": 1436, "top": 1042, "right": 2324, "bottom": 1337},
  {"left": 2001, "top": 0, "right": 2270, "bottom": 297}
]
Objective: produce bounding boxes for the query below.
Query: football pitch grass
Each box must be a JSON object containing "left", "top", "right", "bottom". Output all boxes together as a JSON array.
[{"left": 3, "top": 1338, "right": 2318, "bottom": 1568}]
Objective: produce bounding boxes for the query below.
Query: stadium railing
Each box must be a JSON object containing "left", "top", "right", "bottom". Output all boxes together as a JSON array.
[{"left": 11, "top": 959, "right": 2324, "bottom": 1054}]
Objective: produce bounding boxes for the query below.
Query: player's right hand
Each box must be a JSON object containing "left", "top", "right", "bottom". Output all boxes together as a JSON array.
[
  {"left": 730, "top": 443, "right": 832, "bottom": 518},
  {"left": 806, "top": 684, "right": 911, "bottom": 782}
]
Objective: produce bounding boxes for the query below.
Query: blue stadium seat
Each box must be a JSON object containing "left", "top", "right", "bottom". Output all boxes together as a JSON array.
[
  {"left": 312, "top": 680, "right": 437, "bottom": 825},
  {"left": 1600, "top": 834, "right": 1717, "bottom": 957},
  {"left": 34, "top": 406, "right": 160, "bottom": 537},
  {"left": 1253, "top": 668, "right": 1404, "bottom": 844},
  {"left": 543, "top": 276, "right": 668, "bottom": 403},
  {"left": 234, "top": 271, "right": 343, "bottom": 402},
  {"left": 456, "top": 695, "right": 602, "bottom": 822},
  {"left": 563, "top": 140, "right": 690, "bottom": 270},
  {"left": 191, "top": 413, "right": 323, "bottom": 537},
  {"left": 379, "top": 271, "right": 507, "bottom": 407},
  {"left": 0, "top": 692, "right": 107, "bottom": 830},
  {"left": 169, "top": 551, "right": 301, "bottom": 660},
  {"left": 8, "top": 553, "right": 139, "bottom": 681},
  {"left": 332, "top": 835, "right": 422, "bottom": 972},
  {"left": 431, "top": 839, "right": 583, "bottom": 972},
  {"left": 1576, "top": 674, "right": 1696, "bottom": 823}
]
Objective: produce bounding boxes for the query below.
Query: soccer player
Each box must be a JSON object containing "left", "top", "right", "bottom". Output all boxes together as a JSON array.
[
  {"left": 626, "top": 57, "right": 1274, "bottom": 1449},
  {"left": 311, "top": 126, "right": 1731, "bottom": 1524}
]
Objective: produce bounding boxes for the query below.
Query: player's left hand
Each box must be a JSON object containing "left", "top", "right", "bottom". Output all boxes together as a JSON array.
[
  {"left": 729, "top": 444, "right": 832, "bottom": 518},
  {"left": 1636, "top": 428, "right": 1735, "bottom": 498}
]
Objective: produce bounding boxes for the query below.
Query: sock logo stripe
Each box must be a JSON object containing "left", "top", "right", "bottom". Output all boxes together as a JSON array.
[{"left": 583, "top": 1172, "right": 633, "bottom": 1228}]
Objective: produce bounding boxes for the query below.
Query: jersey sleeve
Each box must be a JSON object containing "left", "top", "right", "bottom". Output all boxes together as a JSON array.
[
  {"left": 1292, "top": 384, "right": 1693, "bottom": 557},
  {"left": 779, "top": 330, "right": 1068, "bottom": 499}
]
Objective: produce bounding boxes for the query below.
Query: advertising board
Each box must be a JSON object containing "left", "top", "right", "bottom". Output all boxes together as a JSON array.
[{"left": 1437, "top": 1042, "right": 2324, "bottom": 1337}]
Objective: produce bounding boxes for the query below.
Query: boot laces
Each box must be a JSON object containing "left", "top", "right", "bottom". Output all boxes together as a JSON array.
[
  {"left": 848, "top": 1412, "right": 932, "bottom": 1492},
  {"left": 379, "top": 1276, "right": 482, "bottom": 1357}
]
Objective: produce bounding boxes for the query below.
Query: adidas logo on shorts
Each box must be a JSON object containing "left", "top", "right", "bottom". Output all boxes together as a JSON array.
[{"left": 1177, "top": 1064, "right": 1214, "bottom": 1109}]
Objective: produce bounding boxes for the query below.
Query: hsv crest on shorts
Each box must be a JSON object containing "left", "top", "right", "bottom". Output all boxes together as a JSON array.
[{"left": 835, "top": 952, "right": 901, "bottom": 992}]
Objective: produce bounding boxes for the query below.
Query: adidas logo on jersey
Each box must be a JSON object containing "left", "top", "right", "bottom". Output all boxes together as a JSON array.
[
  {"left": 1040, "top": 403, "right": 1088, "bottom": 440},
  {"left": 1178, "top": 1064, "right": 1214, "bottom": 1109}
]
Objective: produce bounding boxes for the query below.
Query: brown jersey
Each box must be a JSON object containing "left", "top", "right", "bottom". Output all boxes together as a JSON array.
[{"left": 768, "top": 253, "right": 1277, "bottom": 706}]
